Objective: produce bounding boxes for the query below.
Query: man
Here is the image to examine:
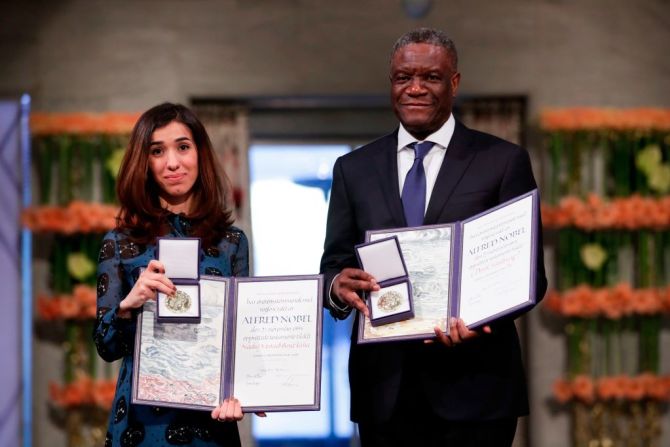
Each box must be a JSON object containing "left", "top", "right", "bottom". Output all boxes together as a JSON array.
[{"left": 320, "top": 28, "right": 547, "bottom": 446}]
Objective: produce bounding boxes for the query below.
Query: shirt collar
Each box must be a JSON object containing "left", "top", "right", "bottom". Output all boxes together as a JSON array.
[{"left": 397, "top": 114, "right": 455, "bottom": 152}]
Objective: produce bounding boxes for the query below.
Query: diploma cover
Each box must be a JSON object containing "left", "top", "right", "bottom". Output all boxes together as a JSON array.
[
  {"left": 359, "top": 189, "right": 539, "bottom": 343},
  {"left": 132, "top": 274, "right": 323, "bottom": 412}
]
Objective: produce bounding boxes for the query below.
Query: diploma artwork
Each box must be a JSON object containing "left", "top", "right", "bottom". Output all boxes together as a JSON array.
[
  {"left": 359, "top": 189, "right": 538, "bottom": 343},
  {"left": 132, "top": 275, "right": 323, "bottom": 412}
]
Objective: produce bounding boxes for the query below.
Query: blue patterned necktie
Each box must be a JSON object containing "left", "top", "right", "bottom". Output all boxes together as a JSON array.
[{"left": 401, "top": 141, "right": 434, "bottom": 226}]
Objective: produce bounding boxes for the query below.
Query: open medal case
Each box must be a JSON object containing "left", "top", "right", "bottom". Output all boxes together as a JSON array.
[
  {"left": 156, "top": 237, "right": 201, "bottom": 323},
  {"left": 354, "top": 235, "right": 414, "bottom": 326}
]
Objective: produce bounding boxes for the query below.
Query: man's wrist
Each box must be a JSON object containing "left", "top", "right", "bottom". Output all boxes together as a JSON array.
[{"left": 328, "top": 273, "right": 350, "bottom": 312}]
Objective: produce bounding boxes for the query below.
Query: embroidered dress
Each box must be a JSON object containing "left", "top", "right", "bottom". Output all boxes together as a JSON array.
[{"left": 94, "top": 214, "right": 248, "bottom": 446}]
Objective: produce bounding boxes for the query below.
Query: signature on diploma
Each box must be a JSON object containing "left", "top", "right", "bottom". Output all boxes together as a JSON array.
[
  {"left": 280, "top": 375, "right": 299, "bottom": 387},
  {"left": 280, "top": 373, "right": 309, "bottom": 388}
]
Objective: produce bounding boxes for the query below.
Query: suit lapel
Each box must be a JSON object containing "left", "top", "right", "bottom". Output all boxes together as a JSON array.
[
  {"left": 424, "top": 121, "right": 476, "bottom": 224},
  {"left": 372, "top": 131, "right": 406, "bottom": 227}
]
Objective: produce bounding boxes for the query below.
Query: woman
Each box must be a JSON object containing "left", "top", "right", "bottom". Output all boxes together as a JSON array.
[{"left": 94, "top": 103, "right": 250, "bottom": 446}]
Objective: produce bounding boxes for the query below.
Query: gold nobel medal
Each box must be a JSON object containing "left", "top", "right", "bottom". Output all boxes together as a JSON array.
[
  {"left": 377, "top": 291, "right": 402, "bottom": 312},
  {"left": 166, "top": 289, "right": 192, "bottom": 313}
]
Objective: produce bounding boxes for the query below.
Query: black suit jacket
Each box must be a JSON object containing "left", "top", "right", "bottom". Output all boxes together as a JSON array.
[{"left": 320, "top": 121, "right": 548, "bottom": 423}]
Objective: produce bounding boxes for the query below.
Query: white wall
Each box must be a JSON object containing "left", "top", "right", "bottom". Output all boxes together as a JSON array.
[{"left": 2, "top": 0, "right": 669, "bottom": 114}]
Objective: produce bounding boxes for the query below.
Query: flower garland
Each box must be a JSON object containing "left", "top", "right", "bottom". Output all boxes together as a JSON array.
[
  {"left": 542, "top": 194, "right": 670, "bottom": 230},
  {"left": 31, "top": 112, "right": 140, "bottom": 135},
  {"left": 553, "top": 374, "right": 670, "bottom": 404},
  {"left": 27, "top": 114, "right": 136, "bottom": 447},
  {"left": 49, "top": 375, "right": 117, "bottom": 410},
  {"left": 541, "top": 108, "right": 670, "bottom": 131},
  {"left": 22, "top": 201, "right": 118, "bottom": 234},
  {"left": 544, "top": 285, "right": 670, "bottom": 319},
  {"left": 540, "top": 109, "right": 670, "bottom": 447},
  {"left": 37, "top": 285, "right": 97, "bottom": 320}
]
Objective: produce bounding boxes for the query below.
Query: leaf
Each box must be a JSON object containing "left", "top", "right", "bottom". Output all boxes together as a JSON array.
[
  {"left": 580, "top": 243, "right": 608, "bottom": 271},
  {"left": 648, "top": 164, "right": 670, "bottom": 194},
  {"left": 67, "top": 252, "right": 96, "bottom": 281},
  {"left": 635, "top": 144, "right": 662, "bottom": 176},
  {"left": 105, "top": 148, "right": 126, "bottom": 179}
]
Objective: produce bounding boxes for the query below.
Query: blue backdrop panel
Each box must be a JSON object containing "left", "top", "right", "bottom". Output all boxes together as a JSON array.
[{"left": 0, "top": 99, "right": 23, "bottom": 447}]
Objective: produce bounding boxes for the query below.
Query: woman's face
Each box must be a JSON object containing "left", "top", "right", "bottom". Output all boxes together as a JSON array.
[{"left": 148, "top": 120, "right": 199, "bottom": 212}]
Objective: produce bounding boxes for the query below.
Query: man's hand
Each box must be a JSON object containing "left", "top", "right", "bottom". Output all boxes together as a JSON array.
[
  {"left": 332, "top": 268, "right": 380, "bottom": 317},
  {"left": 427, "top": 317, "right": 492, "bottom": 347}
]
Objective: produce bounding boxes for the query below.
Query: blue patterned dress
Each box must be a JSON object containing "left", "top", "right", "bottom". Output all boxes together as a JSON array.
[{"left": 94, "top": 213, "right": 248, "bottom": 447}]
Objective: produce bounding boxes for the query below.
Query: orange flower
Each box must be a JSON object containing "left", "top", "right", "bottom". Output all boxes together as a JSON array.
[
  {"left": 660, "top": 376, "right": 670, "bottom": 401},
  {"left": 86, "top": 203, "right": 105, "bottom": 232},
  {"left": 635, "top": 198, "right": 658, "bottom": 228},
  {"left": 624, "top": 195, "right": 643, "bottom": 228},
  {"left": 598, "top": 289, "right": 621, "bottom": 319},
  {"left": 544, "top": 284, "right": 670, "bottom": 318},
  {"left": 553, "top": 209, "right": 572, "bottom": 228},
  {"left": 541, "top": 108, "right": 670, "bottom": 131},
  {"left": 50, "top": 376, "right": 117, "bottom": 410},
  {"left": 663, "top": 287, "right": 670, "bottom": 312},
  {"left": 562, "top": 285, "right": 598, "bottom": 318},
  {"left": 591, "top": 289, "right": 611, "bottom": 318},
  {"left": 559, "top": 196, "right": 585, "bottom": 217},
  {"left": 22, "top": 202, "right": 120, "bottom": 234},
  {"left": 637, "top": 373, "right": 660, "bottom": 400},
  {"left": 36, "top": 286, "right": 98, "bottom": 320},
  {"left": 632, "top": 288, "right": 662, "bottom": 315},
  {"left": 36, "top": 295, "right": 60, "bottom": 320},
  {"left": 611, "top": 283, "right": 634, "bottom": 317},
  {"left": 33, "top": 207, "right": 64, "bottom": 232},
  {"left": 579, "top": 287, "right": 601, "bottom": 318},
  {"left": 31, "top": 112, "right": 140, "bottom": 135},
  {"left": 73, "top": 285, "right": 97, "bottom": 318},
  {"left": 593, "top": 203, "right": 618, "bottom": 229},
  {"left": 553, "top": 378, "right": 573, "bottom": 403},
  {"left": 525, "top": 196, "right": 670, "bottom": 230},
  {"left": 648, "top": 202, "right": 670, "bottom": 228},
  {"left": 73, "top": 285, "right": 96, "bottom": 305},
  {"left": 596, "top": 376, "right": 619, "bottom": 401},
  {"left": 59, "top": 383, "right": 85, "bottom": 407},
  {"left": 573, "top": 212, "right": 596, "bottom": 231},
  {"left": 49, "top": 382, "right": 64, "bottom": 406},
  {"left": 541, "top": 205, "right": 557, "bottom": 228},
  {"left": 623, "top": 375, "right": 646, "bottom": 401},
  {"left": 572, "top": 375, "right": 595, "bottom": 404},
  {"left": 610, "top": 375, "right": 631, "bottom": 400},
  {"left": 615, "top": 199, "right": 635, "bottom": 230},
  {"left": 92, "top": 380, "right": 117, "bottom": 409},
  {"left": 561, "top": 289, "right": 584, "bottom": 317},
  {"left": 543, "top": 290, "right": 562, "bottom": 314},
  {"left": 58, "top": 297, "right": 80, "bottom": 319},
  {"left": 585, "top": 193, "right": 603, "bottom": 208}
]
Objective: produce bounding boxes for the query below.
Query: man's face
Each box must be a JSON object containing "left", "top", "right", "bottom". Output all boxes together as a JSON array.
[{"left": 390, "top": 43, "right": 460, "bottom": 140}]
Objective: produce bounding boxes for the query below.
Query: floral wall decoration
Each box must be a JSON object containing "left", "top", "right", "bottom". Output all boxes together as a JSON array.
[
  {"left": 26, "top": 112, "right": 137, "bottom": 447},
  {"left": 540, "top": 108, "right": 670, "bottom": 447}
]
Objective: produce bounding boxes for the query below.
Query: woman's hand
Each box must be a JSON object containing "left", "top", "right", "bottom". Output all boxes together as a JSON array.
[
  {"left": 211, "top": 398, "right": 243, "bottom": 422},
  {"left": 118, "top": 260, "right": 175, "bottom": 318},
  {"left": 210, "top": 398, "right": 266, "bottom": 422}
]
